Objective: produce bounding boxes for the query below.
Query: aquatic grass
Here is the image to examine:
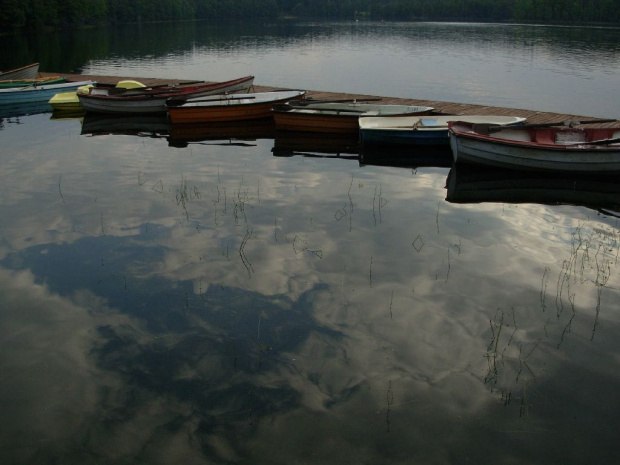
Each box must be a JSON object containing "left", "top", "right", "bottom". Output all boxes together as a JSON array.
[
  {"left": 444, "top": 248, "right": 451, "bottom": 284},
  {"left": 239, "top": 226, "right": 254, "bottom": 278},
  {"left": 412, "top": 235, "right": 424, "bottom": 253},
  {"left": 372, "top": 184, "right": 387, "bottom": 227},
  {"left": 540, "top": 266, "right": 550, "bottom": 312},
  {"left": 386, "top": 380, "right": 393, "bottom": 433},
  {"left": 58, "top": 174, "right": 65, "bottom": 203},
  {"left": 100, "top": 213, "right": 106, "bottom": 236}
]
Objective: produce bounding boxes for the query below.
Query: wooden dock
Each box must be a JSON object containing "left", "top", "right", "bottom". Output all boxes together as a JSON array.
[{"left": 42, "top": 72, "right": 618, "bottom": 128}]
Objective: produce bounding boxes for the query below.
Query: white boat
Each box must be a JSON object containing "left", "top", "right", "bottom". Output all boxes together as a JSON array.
[
  {"left": 0, "top": 63, "right": 39, "bottom": 81},
  {"left": 359, "top": 115, "right": 526, "bottom": 146},
  {"left": 77, "top": 76, "right": 255, "bottom": 114},
  {"left": 272, "top": 100, "right": 435, "bottom": 133},
  {"left": 0, "top": 80, "right": 95, "bottom": 106},
  {"left": 449, "top": 120, "right": 620, "bottom": 174}
]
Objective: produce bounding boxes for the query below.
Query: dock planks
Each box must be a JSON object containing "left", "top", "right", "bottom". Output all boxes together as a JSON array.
[{"left": 40, "top": 72, "right": 618, "bottom": 128}]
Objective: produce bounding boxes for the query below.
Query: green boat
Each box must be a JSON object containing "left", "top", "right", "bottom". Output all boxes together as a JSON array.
[{"left": 0, "top": 76, "right": 67, "bottom": 89}]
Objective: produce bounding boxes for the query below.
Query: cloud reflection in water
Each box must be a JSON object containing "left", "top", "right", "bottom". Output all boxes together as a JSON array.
[{"left": 0, "top": 115, "right": 619, "bottom": 463}]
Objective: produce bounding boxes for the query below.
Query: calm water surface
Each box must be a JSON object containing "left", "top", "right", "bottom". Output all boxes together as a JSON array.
[{"left": 1, "top": 21, "right": 620, "bottom": 464}]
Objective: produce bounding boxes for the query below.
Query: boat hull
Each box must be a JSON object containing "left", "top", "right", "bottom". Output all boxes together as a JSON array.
[
  {"left": 167, "top": 90, "right": 306, "bottom": 124},
  {"left": 450, "top": 124, "right": 620, "bottom": 174},
  {"left": 78, "top": 76, "right": 254, "bottom": 115},
  {"left": 361, "top": 127, "right": 450, "bottom": 146},
  {"left": 273, "top": 111, "right": 363, "bottom": 133},
  {"left": 0, "top": 80, "right": 96, "bottom": 106},
  {"left": 0, "top": 63, "right": 39, "bottom": 81}
]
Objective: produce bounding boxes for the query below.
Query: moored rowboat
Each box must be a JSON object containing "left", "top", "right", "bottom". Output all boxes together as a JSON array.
[
  {"left": 166, "top": 90, "right": 306, "bottom": 124},
  {"left": 272, "top": 100, "right": 435, "bottom": 134},
  {"left": 449, "top": 121, "right": 620, "bottom": 173},
  {"left": 78, "top": 76, "right": 255, "bottom": 114},
  {"left": 0, "top": 63, "right": 39, "bottom": 81},
  {"left": 0, "top": 80, "right": 96, "bottom": 106},
  {"left": 0, "top": 76, "right": 67, "bottom": 88},
  {"left": 359, "top": 115, "right": 526, "bottom": 146}
]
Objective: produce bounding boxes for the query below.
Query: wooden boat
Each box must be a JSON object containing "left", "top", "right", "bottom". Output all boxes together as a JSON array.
[
  {"left": 359, "top": 115, "right": 526, "bottom": 147},
  {"left": 166, "top": 90, "right": 306, "bottom": 124},
  {"left": 446, "top": 163, "right": 620, "bottom": 214},
  {"left": 449, "top": 120, "right": 620, "bottom": 173},
  {"left": 78, "top": 76, "right": 255, "bottom": 115},
  {"left": 0, "top": 80, "right": 95, "bottom": 106},
  {"left": 272, "top": 100, "right": 435, "bottom": 134},
  {"left": 0, "top": 76, "right": 66, "bottom": 88},
  {"left": 0, "top": 63, "right": 39, "bottom": 81}
]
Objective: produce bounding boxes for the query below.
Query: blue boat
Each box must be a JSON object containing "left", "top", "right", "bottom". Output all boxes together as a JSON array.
[
  {"left": 359, "top": 115, "right": 526, "bottom": 147},
  {"left": 0, "top": 80, "right": 95, "bottom": 106}
]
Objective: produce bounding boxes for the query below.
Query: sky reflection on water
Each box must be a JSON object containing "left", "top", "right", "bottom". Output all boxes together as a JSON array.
[{"left": 1, "top": 110, "right": 619, "bottom": 463}]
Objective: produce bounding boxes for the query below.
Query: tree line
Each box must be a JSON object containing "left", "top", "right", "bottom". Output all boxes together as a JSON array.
[{"left": 1, "top": 0, "right": 618, "bottom": 31}]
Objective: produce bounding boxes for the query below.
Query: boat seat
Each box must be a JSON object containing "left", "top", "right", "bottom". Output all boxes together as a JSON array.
[
  {"left": 554, "top": 129, "right": 586, "bottom": 145},
  {"left": 494, "top": 128, "right": 532, "bottom": 142},
  {"left": 107, "top": 87, "right": 129, "bottom": 95},
  {"left": 418, "top": 119, "right": 442, "bottom": 128}
]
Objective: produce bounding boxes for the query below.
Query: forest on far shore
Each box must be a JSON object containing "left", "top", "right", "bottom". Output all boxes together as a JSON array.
[{"left": 1, "top": 0, "right": 618, "bottom": 31}]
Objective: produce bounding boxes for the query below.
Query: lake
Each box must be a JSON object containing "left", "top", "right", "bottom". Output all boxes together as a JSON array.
[{"left": 1, "top": 20, "right": 620, "bottom": 465}]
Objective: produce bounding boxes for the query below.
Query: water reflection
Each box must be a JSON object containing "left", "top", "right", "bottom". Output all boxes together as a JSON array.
[
  {"left": 360, "top": 144, "right": 453, "bottom": 169},
  {"left": 446, "top": 163, "right": 620, "bottom": 216},
  {"left": 168, "top": 119, "right": 277, "bottom": 148},
  {"left": 81, "top": 113, "right": 170, "bottom": 137},
  {"left": 0, "top": 101, "right": 52, "bottom": 119},
  {"left": 272, "top": 131, "right": 359, "bottom": 159},
  {"left": 1, "top": 109, "right": 620, "bottom": 463}
]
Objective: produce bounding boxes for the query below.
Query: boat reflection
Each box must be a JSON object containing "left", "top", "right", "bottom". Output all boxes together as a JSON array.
[
  {"left": 50, "top": 109, "right": 86, "bottom": 121},
  {"left": 81, "top": 113, "right": 170, "bottom": 137},
  {"left": 271, "top": 131, "right": 360, "bottom": 160},
  {"left": 167, "top": 118, "right": 277, "bottom": 148},
  {"left": 446, "top": 163, "right": 620, "bottom": 215},
  {"left": 0, "top": 101, "right": 52, "bottom": 119},
  {"left": 359, "top": 144, "right": 452, "bottom": 169}
]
